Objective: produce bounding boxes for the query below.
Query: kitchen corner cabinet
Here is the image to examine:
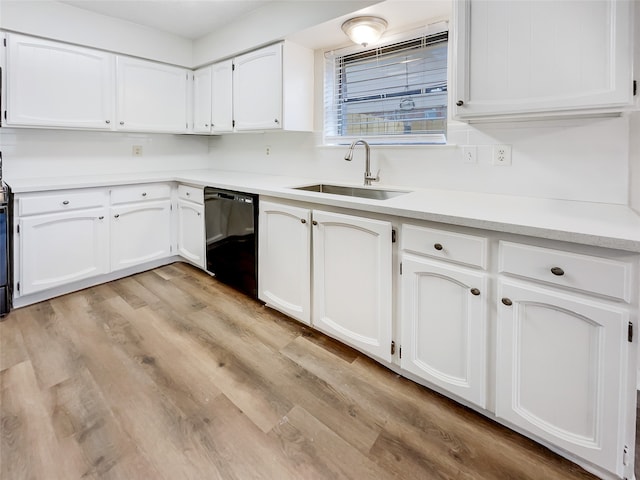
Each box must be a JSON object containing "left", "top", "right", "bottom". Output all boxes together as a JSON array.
[
  {"left": 17, "top": 190, "right": 110, "bottom": 296},
  {"left": 452, "top": 0, "right": 634, "bottom": 120},
  {"left": 176, "top": 185, "right": 205, "bottom": 268},
  {"left": 193, "top": 60, "right": 233, "bottom": 134},
  {"left": 312, "top": 210, "right": 393, "bottom": 362},
  {"left": 116, "top": 56, "right": 190, "bottom": 133},
  {"left": 110, "top": 184, "right": 172, "bottom": 271},
  {"left": 233, "top": 42, "right": 314, "bottom": 132},
  {"left": 400, "top": 227, "right": 489, "bottom": 407},
  {"left": 5, "top": 33, "right": 114, "bottom": 129},
  {"left": 258, "top": 201, "right": 311, "bottom": 325}
]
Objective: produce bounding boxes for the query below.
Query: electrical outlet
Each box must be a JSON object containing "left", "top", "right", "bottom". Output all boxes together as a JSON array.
[
  {"left": 492, "top": 144, "right": 511, "bottom": 166},
  {"left": 132, "top": 145, "right": 143, "bottom": 157},
  {"left": 461, "top": 145, "right": 477, "bottom": 164}
]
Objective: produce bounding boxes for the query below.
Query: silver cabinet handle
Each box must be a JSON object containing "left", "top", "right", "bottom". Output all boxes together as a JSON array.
[
  {"left": 114, "top": 214, "right": 120, "bottom": 218},
  {"left": 301, "top": 218, "right": 307, "bottom": 224},
  {"left": 142, "top": 192, "right": 147, "bottom": 197},
  {"left": 105, "top": 120, "right": 111, "bottom": 124},
  {"left": 274, "top": 119, "right": 280, "bottom": 124},
  {"left": 197, "top": 212, "right": 201, "bottom": 216},
  {"left": 550, "top": 267, "right": 565, "bottom": 276},
  {"left": 186, "top": 192, "right": 190, "bottom": 196},
  {"left": 98, "top": 216, "right": 104, "bottom": 220},
  {"left": 119, "top": 121, "right": 124, "bottom": 125},
  {"left": 470, "top": 288, "right": 480, "bottom": 296},
  {"left": 62, "top": 200, "right": 70, "bottom": 205},
  {"left": 502, "top": 298, "right": 513, "bottom": 306},
  {"left": 434, "top": 243, "right": 443, "bottom": 251},
  {"left": 312, "top": 220, "right": 318, "bottom": 226}
]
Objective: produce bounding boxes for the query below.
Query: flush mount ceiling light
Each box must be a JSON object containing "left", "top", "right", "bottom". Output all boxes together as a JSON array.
[{"left": 341, "top": 16, "right": 388, "bottom": 47}]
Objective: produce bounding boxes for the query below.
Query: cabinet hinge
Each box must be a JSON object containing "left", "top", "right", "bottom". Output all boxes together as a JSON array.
[
  {"left": 232, "top": 63, "right": 235, "bottom": 71},
  {"left": 3, "top": 38, "right": 6, "bottom": 47},
  {"left": 399, "top": 346, "right": 402, "bottom": 359},
  {"left": 3, "top": 111, "right": 6, "bottom": 121},
  {"left": 16, "top": 224, "right": 19, "bottom": 234},
  {"left": 623, "top": 445, "right": 630, "bottom": 466},
  {"left": 391, "top": 341, "right": 396, "bottom": 355},
  {"left": 391, "top": 229, "right": 397, "bottom": 243},
  {"left": 628, "top": 322, "right": 633, "bottom": 342},
  {"left": 399, "top": 262, "right": 402, "bottom": 275},
  {"left": 16, "top": 282, "right": 20, "bottom": 292},
  {"left": 634, "top": 80, "right": 637, "bottom": 96}
]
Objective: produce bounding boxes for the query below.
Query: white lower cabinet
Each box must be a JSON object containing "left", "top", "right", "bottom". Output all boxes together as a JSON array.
[
  {"left": 496, "top": 279, "right": 628, "bottom": 476},
  {"left": 258, "top": 200, "right": 393, "bottom": 361},
  {"left": 177, "top": 198, "right": 205, "bottom": 268},
  {"left": 110, "top": 200, "right": 171, "bottom": 271},
  {"left": 400, "top": 255, "right": 488, "bottom": 408},
  {"left": 258, "top": 201, "right": 311, "bottom": 324},
  {"left": 19, "top": 208, "right": 109, "bottom": 295},
  {"left": 312, "top": 210, "right": 393, "bottom": 362}
]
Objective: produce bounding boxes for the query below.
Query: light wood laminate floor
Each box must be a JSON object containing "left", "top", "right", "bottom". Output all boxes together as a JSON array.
[{"left": 0, "top": 262, "right": 623, "bottom": 479}]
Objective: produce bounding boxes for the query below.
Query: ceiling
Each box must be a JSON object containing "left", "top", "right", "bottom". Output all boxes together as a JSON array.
[
  {"left": 56, "top": 0, "right": 451, "bottom": 47},
  {"left": 58, "top": 0, "right": 277, "bottom": 40}
]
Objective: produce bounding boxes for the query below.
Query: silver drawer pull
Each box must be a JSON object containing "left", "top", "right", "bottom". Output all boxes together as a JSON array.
[
  {"left": 470, "top": 288, "right": 480, "bottom": 296},
  {"left": 186, "top": 192, "right": 190, "bottom": 196},
  {"left": 114, "top": 214, "right": 120, "bottom": 219},
  {"left": 550, "top": 267, "right": 565, "bottom": 276},
  {"left": 502, "top": 298, "right": 513, "bottom": 306},
  {"left": 301, "top": 218, "right": 306, "bottom": 224},
  {"left": 142, "top": 192, "right": 147, "bottom": 197},
  {"left": 434, "top": 243, "right": 443, "bottom": 251},
  {"left": 62, "top": 200, "right": 70, "bottom": 205},
  {"left": 98, "top": 216, "right": 104, "bottom": 220}
]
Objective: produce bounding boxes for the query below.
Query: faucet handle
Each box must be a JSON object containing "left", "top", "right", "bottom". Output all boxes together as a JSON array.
[{"left": 364, "top": 169, "right": 380, "bottom": 185}]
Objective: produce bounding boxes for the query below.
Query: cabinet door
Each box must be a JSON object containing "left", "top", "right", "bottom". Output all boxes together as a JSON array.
[
  {"left": 116, "top": 56, "right": 189, "bottom": 132},
  {"left": 258, "top": 201, "right": 311, "bottom": 325},
  {"left": 211, "top": 59, "right": 234, "bottom": 133},
  {"left": 401, "top": 256, "right": 488, "bottom": 408},
  {"left": 233, "top": 44, "right": 282, "bottom": 131},
  {"left": 496, "top": 279, "right": 628, "bottom": 476},
  {"left": 19, "top": 209, "right": 109, "bottom": 295},
  {"left": 453, "top": 0, "right": 633, "bottom": 119},
  {"left": 111, "top": 201, "right": 171, "bottom": 271},
  {"left": 312, "top": 210, "right": 393, "bottom": 362},
  {"left": 177, "top": 199, "right": 205, "bottom": 268},
  {"left": 6, "top": 33, "right": 114, "bottom": 129},
  {"left": 193, "top": 66, "right": 212, "bottom": 133}
]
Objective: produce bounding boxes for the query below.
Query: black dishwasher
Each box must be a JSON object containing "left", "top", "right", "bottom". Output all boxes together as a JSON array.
[{"left": 204, "top": 187, "right": 258, "bottom": 298}]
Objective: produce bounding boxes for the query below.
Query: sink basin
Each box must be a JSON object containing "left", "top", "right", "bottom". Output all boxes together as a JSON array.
[{"left": 294, "top": 184, "right": 410, "bottom": 200}]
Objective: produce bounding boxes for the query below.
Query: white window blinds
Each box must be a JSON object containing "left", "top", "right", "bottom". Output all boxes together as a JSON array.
[{"left": 324, "top": 29, "right": 448, "bottom": 145}]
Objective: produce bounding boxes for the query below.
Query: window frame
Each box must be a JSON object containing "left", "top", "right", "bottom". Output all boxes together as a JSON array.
[{"left": 323, "top": 23, "right": 450, "bottom": 146}]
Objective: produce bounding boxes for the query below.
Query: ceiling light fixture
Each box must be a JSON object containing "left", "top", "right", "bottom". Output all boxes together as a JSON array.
[{"left": 341, "top": 16, "right": 388, "bottom": 47}]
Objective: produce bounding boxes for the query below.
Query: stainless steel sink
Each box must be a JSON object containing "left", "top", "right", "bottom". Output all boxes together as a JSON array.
[{"left": 293, "top": 184, "right": 410, "bottom": 200}]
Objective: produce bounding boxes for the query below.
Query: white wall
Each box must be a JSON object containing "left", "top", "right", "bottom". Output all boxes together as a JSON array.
[
  {"left": 192, "top": 1, "right": 381, "bottom": 66},
  {"left": 205, "top": 113, "right": 630, "bottom": 204},
  {"left": 0, "top": 1, "right": 193, "bottom": 66},
  {"left": 0, "top": 129, "right": 210, "bottom": 179}
]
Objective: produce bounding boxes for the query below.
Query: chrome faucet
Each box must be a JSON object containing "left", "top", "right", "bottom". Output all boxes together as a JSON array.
[{"left": 344, "top": 139, "right": 380, "bottom": 186}]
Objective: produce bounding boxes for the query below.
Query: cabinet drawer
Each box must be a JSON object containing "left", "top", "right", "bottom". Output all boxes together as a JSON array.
[
  {"left": 498, "top": 241, "right": 632, "bottom": 302},
  {"left": 402, "top": 224, "right": 488, "bottom": 269},
  {"left": 111, "top": 183, "right": 171, "bottom": 204},
  {"left": 19, "top": 189, "right": 108, "bottom": 216},
  {"left": 178, "top": 184, "right": 203, "bottom": 204}
]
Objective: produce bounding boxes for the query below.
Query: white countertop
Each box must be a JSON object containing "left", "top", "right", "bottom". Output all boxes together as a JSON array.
[{"left": 7, "top": 168, "right": 640, "bottom": 253}]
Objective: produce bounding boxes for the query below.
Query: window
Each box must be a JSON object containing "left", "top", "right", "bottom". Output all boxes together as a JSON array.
[{"left": 324, "top": 28, "right": 448, "bottom": 145}]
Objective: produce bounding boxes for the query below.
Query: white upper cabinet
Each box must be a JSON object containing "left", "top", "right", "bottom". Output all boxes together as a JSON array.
[
  {"left": 452, "top": 0, "right": 634, "bottom": 119},
  {"left": 5, "top": 33, "right": 114, "bottom": 129},
  {"left": 116, "top": 56, "right": 189, "bottom": 133},
  {"left": 234, "top": 44, "right": 283, "bottom": 131},
  {"left": 233, "top": 42, "right": 313, "bottom": 132},
  {"left": 211, "top": 59, "right": 234, "bottom": 133},
  {"left": 193, "top": 66, "right": 213, "bottom": 134}
]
